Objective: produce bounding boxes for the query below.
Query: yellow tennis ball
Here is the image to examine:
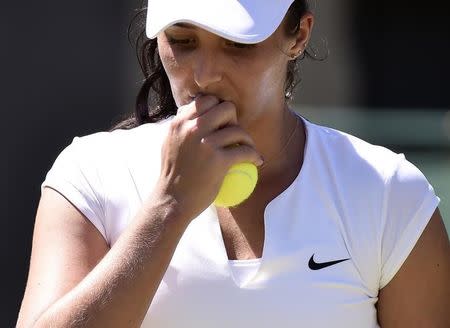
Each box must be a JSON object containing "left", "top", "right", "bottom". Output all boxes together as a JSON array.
[{"left": 213, "top": 162, "right": 258, "bottom": 208}]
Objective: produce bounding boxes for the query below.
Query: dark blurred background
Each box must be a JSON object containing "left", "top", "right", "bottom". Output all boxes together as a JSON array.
[{"left": 3, "top": 0, "right": 449, "bottom": 326}]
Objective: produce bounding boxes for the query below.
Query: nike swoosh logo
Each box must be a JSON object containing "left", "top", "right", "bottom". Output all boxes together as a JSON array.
[{"left": 308, "top": 254, "right": 350, "bottom": 270}]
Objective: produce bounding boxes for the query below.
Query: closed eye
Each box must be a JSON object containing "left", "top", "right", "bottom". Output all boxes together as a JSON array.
[
  {"left": 225, "top": 41, "right": 255, "bottom": 49},
  {"left": 164, "top": 34, "right": 256, "bottom": 50},
  {"left": 167, "top": 37, "right": 195, "bottom": 45}
]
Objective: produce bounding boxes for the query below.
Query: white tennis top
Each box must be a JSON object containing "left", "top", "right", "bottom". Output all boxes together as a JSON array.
[
  {"left": 229, "top": 258, "right": 262, "bottom": 287},
  {"left": 41, "top": 115, "right": 440, "bottom": 327}
]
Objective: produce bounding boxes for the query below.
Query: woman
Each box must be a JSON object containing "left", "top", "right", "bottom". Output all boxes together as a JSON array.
[{"left": 17, "top": 0, "right": 449, "bottom": 327}]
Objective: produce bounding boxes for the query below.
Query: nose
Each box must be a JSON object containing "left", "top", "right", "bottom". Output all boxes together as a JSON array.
[{"left": 192, "top": 48, "right": 223, "bottom": 89}]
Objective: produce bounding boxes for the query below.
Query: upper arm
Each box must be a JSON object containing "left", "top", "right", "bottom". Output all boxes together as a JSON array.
[
  {"left": 377, "top": 208, "right": 450, "bottom": 327},
  {"left": 17, "top": 187, "right": 110, "bottom": 327}
]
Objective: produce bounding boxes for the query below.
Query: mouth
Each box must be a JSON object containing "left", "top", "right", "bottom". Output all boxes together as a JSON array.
[{"left": 188, "top": 93, "right": 226, "bottom": 103}]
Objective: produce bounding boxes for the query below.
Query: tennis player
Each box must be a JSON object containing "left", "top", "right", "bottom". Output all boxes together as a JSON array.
[{"left": 17, "top": 0, "right": 449, "bottom": 327}]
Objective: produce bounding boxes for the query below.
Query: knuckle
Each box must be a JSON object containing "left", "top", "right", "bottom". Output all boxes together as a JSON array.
[
  {"left": 194, "top": 115, "right": 208, "bottom": 130},
  {"left": 222, "top": 101, "right": 235, "bottom": 113},
  {"left": 203, "top": 95, "right": 220, "bottom": 106},
  {"left": 185, "top": 119, "right": 200, "bottom": 137},
  {"left": 192, "top": 103, "right": 203, "bottom": 117},
  {"left": 223, "top": 102, "right": 237, "bottom": 118},
  {"left": 230, "top": 127, "right": 253, "bottom": 146},
  {"left": 169, "top": 118, "right": 182, "bottom": 132}
]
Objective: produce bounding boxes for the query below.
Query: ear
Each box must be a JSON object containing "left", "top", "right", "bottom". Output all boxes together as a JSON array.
[{"left": 288, "top": 12, "right": 314, "bottom": 59}]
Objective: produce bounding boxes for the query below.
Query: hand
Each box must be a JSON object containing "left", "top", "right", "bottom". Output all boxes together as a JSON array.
[{"left": 153, "top": 95, "right": 263, "bottom": 221}]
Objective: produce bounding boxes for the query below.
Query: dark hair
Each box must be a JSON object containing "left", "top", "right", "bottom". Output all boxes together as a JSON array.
[{"left": 110, "top": 0, "right": 321, "bottom": 131}]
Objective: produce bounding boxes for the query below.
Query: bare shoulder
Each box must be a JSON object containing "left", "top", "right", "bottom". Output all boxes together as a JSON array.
[
  {"left": 16, "top": 187, "right": 109, "bottom": 327},
  {"left": 377, "top": 208, "right": 450, "bottom": 327}
]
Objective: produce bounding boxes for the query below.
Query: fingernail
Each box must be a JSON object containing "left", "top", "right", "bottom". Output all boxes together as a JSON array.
[{"left": 257, "top": 156, "right": 264, "bottom": 166}]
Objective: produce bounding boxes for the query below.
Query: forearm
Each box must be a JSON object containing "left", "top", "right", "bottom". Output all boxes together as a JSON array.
[{"left": 32, "top": 194, "right": 190, "bottom": 328}]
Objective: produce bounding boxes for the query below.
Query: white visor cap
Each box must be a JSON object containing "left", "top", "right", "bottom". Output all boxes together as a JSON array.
[{"left": 146, "top": 0, "right": 296, "bottom": 44}]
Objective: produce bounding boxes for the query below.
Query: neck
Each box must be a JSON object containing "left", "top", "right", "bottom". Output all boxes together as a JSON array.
[{"left": 243, "top": 105, "right": 305, "bottom": 181}]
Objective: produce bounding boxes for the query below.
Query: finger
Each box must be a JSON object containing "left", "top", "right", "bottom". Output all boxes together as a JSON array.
[
  {"left": 222, "top": 144, "right": 264, "bottom": 167},
  {"left": 201, "top": 125, "right": 256, "bottom": 149},
  {"left": 194, "top": 101, "right": 238, "bottom": 134},
  {"left": 177, "top": 95, "right": 220, "bottom": 120}
]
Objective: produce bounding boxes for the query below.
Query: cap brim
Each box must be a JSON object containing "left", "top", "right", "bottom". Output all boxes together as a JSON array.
[{"left": 146, "top": 0, "right": 295, "bottom": 44}]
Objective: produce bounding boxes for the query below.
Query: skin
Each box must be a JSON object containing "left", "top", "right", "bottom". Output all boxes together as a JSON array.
[
  {"left": 157, "top": 19, "right": 311, "bottom": 181},
  {"left": 157, "top": 18, "right": 312, "bottom": 262},
  {"left": 377, "top": 209, "right": 450, "bottom": 327},
  {"left": 17, "top": 10, "right": 449, "bottom": 328},
  {"left": 158, "top": 17, "right": 450, "bottom": 327}
]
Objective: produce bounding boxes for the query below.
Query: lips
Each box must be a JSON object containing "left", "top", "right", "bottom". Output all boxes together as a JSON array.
[
  {"left": 189, "top": 93, "right": 226, "bottom": 103},
  {"left": 190, "top": 93, "right": 204, "bottom": 99}
]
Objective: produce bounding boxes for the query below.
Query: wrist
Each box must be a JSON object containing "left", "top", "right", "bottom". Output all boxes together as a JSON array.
[{"left": 142, "top": 189, "right": 192, "bottom": 228}]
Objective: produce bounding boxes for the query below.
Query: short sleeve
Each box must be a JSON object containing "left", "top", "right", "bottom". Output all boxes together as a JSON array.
[
  {"left": 41, "top": 136, "right": 108, "bottom": 242},
  {"left": 379, "top": 154, "right": 440, "bottom": 289}
]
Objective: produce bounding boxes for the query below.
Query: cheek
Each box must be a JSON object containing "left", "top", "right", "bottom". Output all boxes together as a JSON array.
[
  {"left": 158, "top": 44, "right": 187, "bottom": 107},
  {"left": 232, "top": 54, "right": 288, "bottom": 123},
  {"left": 158, "top": 41, "right": 174, "bottom": 76},
  {"left": 243, "top": 57, "right": 287, "bottom": 101}
]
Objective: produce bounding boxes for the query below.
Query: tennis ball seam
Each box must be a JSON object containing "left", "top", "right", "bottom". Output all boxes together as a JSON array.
[
  {"left": 226, "top": 169, "right": 254, "bottom": 181},
  {"left": 213, "top": 163, "right": 258, "bottom": 207}
]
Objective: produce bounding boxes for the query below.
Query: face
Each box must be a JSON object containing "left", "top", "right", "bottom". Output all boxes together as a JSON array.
[{"left": 157, "top": 22, "right": 294, "bottom": 125}]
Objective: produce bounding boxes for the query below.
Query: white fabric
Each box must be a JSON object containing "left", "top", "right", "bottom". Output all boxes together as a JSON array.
[
  {"left": 41, "top": 115, "right": 440, "bottom": 327},
  {"left": 146, "top": 0, "right": 295, "bottom": 44},
  {"left": 228, "top": 258, "right": 262, "bottom": 287}
]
